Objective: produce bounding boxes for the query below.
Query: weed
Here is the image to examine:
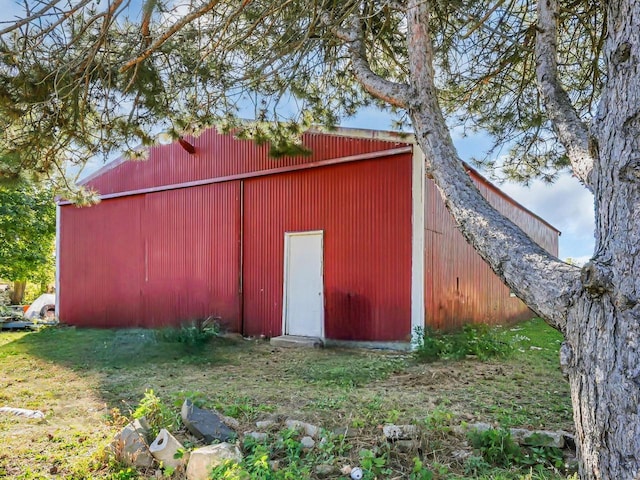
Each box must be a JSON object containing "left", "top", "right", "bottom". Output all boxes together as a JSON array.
[
  {"left": 520, "top": 445, "right": 565, "bottom": 469},
  {"left": 409, "top": 457, "right": 434, "bottom": 480},
  {"left": 464, "top": 455, "right": 492, "bottom": 476},
  {"left": 412, "top": 324, "right": 513, "bottom": 363},
  {"left": 423, "top": 407, "right": 454, "bottom": 431},
  {"left": 359, "top": 448, "right": 392, "bottom": 478},
  {"left": 132, "top": 389, "right": 178, "bottom": 438},
  {"left": 172, "top": 390, "right": 208, "bottom": 408},
  {"left": 106, "top": 466, "right": 138, "bottom": 480},
  {"left": 155, "top": 317, "right": 220, "bottom": 349},
  {"left": 293, "top": 353, "right": 406, "bottom": 387},
  {"left": 468, "top": 427, "right": 523, "bottom": 467},
  {"left": 214, "top": 396, "right": 275, "bottom": 421}
]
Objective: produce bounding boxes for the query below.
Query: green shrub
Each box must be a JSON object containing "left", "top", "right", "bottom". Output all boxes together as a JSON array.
[
  {"left": 132, "top": 389, "right": 179, "bottom": 438},
  {"left": 411, "top": 326, "right": 446, "bottom": 362},
  {"left": 412, "top": 324, "right": 513, "bottom": 363},
  {"left": 467, "top": 427, "right": 523, "bottom": 467},
  {"left": 156, "top": 317, "right": 220, "bottom": 348}
]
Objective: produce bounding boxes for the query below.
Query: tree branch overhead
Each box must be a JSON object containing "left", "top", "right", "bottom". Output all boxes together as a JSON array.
[{"left": 535, "top": 0, "right": 595, "bottom": 189}]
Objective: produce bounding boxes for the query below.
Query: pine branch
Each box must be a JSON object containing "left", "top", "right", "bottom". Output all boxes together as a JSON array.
[
  {"left": 323, "top": 10, "right": 410, "bottom": 108},
  {"left": 535, "top": 0, "right": 594, "bottom": 189}
]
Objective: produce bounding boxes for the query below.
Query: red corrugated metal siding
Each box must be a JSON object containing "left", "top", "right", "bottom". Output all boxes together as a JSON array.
[
  {"left": 85, "top": 131, "right": 406, "bottom": 196},
  {"left": 59, "top": 196, "right": 145, "bottom": 327},
  {"left": 424, "top": 171, "right": 559, "bottom": 330},
  {"left": 242, "top": 154, "right": 413, "bottom": 341},
  {"left": 140, "top": 183, "right": 241, "bottom": 329},
  {"left": 59, "top": 183, "right": 240, "bottom": 329}
]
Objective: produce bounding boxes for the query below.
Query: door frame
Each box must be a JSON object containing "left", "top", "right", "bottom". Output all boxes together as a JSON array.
[{"left": 281, "top": 230, "right": 325, "bottom": 338}]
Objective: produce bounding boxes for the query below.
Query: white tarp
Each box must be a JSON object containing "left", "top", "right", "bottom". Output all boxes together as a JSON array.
[{"left": 24, "top": 293, "right": 55, "bottom": 320}]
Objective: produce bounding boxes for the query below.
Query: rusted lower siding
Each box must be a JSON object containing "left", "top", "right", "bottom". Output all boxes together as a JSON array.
[
  {"left": 242, "top": 154, "right": 413, "bottom": 341},
  {"left": 58, "top": 183, "right": 241, "bottom": 329},
  {"left": 424, "top": 171, "right": 559, "bottom": 330},
  {"left": 85, "top": 130, "right": 406, "bottom": 196}
]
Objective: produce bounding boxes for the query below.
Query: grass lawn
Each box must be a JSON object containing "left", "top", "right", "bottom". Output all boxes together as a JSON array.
[{"left": 0, "top": 318, "right": 573, "bottom": 479}]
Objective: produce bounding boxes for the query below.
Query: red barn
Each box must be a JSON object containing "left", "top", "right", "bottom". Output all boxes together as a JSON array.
[{"left": 56, "top": 127, "right": 558, "bottom": 346}]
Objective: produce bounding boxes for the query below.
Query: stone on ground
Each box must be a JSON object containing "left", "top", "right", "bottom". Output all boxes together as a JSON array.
[
  {"left": 111, "top": 418, "right": 154, "bottom": 468},
  {"left": 181, "top": 399, "right": 235, "bottom": 443},
  {"left": 186, "top": 443, "right": 242, "bottom": 480},
  {"left": 382, "top": 424, "right": 419, "bottom": 441}
]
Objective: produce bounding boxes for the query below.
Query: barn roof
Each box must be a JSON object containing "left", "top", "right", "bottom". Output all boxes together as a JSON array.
[{"left": 73, "top": 125, "right": 559, "bottom": 235}]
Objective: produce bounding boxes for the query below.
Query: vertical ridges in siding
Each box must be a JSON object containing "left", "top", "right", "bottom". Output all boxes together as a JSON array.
[
  {"left": 423, "top": 172, "right": 559, "bottom": 330},
  {"left": 85, "top": 129, "right": 406, "bottom": 195},
  {"left": 242, "top": 154, "right": 413, "bottom": 341}
]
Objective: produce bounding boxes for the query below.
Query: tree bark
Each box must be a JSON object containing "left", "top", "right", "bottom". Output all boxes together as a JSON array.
[
  {"left": 400, "top": 1, "right": 640, "bottom": 478},
  {"left": 10, "top": 280, "right": 26, "bottom": 305},
  {"left": 547, "top": 1, "right": 640, "bottom": 477},
  {"left": 563, "top": 297, "right": 640, "bottom": 479}
]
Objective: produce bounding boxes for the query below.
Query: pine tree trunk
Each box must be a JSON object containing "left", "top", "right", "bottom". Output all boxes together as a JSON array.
[
  {"left": 563, "top": 2, "right": 640, "bottom": 477},
  {"left": 9, "top": 280, "right": 26, "bottom": 305},
  {"left": 564, "top": 297, "right": 640, "bottom": 479}
]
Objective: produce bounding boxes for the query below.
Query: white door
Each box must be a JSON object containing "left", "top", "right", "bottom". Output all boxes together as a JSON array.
[{"left": 283, "top": 231, "right": 324, "bottom": 337}]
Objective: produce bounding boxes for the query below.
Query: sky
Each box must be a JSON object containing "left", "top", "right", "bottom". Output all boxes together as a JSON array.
[{"left": 0, "top": 0, "right": 596, "bottom": 263}]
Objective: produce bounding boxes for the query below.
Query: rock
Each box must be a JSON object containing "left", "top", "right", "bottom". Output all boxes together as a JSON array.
[
  {"left": 382, "top": 424, "right": 420, "bottom": 441},
  {"left": 394, "top": 439, "right": 420, "bottom": 453},
  {"left": 510, "top": 429, "right": 565, "bottom": 449},
  {"left": 181, "top": 399, "right": 236, "bottom": 443},
  {"left": 186, "top": 443, "right": 242, "bottom": 480},
  {"left": 452, "top": 449, "right": 472, "bottom": 461},
  {"left": 465, "top": 422, "right": 492, "bottom": 433},
  {"left": 245, "top": 431, "right": 268, "bottom": 442},
  {"left": 332, "top": 426, "right": 358, "bottom": 438},
  {"left": 285, "top": 419, "right": 320, "bottom": 438},
  {"left": 111, "top": 419, "right": 155, "bottom": 468},
  {"left": 256, "top": 414, "right": 283, "bottom": 429},
  {"left": 315, "top": 464, "right": 336, "bottom": 477},
  {"left": 256, "top": 418, "right": 278, "bottom": 430},
  {"left": 149, "top": 429, "right": 188, "bottom": 470},
  {"left": 300, "top": 436, "right": 315, "bottom": 449},
  {"left": 214, "top": 411, "right": 240, "bottom": 430}
]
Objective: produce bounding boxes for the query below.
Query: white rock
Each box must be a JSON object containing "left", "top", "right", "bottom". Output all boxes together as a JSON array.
[
  {"left": 510, "top": 428, "right": 565, "bottom": 448},
  {"left": 112, "top": 420, "right": 154, "bottom": 468},
  {"left": 465, "top": 422, "right": 492, "bottom": 433},
  {"left": 382, "top": 424, "right": 419, "bottom": 441},
  {"left": 244, "top": 431, "right": 268, "bottom": 442},
  {"left": 301, "top": 436, "right": 315, "bottom": 449},
  {"left": 186, "top": 443, "right": 242, "bottom": 480},
  {"left": 394, "top": 439, "right": 420, "bottom": 453},
  {"left": 285, "top": 419, "right": 320, "bottom": 438},
  {"left": 149, "top": 429, "right": 188, "bottom": 469},
  {"left": 214, "top": 410, "right": 240, "bottom": 429},
  {"left": 256, "top": 419, "right": 277, "bottom": 429}
]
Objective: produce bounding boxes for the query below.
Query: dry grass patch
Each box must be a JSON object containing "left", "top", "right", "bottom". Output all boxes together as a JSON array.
[{"left": 0, "top": 319, "right": 572, "bottom": 479}]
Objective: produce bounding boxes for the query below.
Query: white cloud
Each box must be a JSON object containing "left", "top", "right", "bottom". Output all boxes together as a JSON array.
[{"left": 499, "top": 174, "right": 595, "bottom": 261}]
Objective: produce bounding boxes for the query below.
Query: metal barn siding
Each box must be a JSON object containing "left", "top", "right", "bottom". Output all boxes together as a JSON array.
[
  {"left": 242, "top": 153, "right": 413, "bottom": 341},
  {"left": 84, "top": 130, "right": 406, "bottom": 196},
  {"left": 140, "top": 183, "right": 241, "bottom": 330},
  {"left": 58, "top": 183, "right": 241, "bottom": 329},
  {"left": 59, "top": 196, "right": 145, "bottom": 327},
  {"left": 424, "top": 171, "right": 559, "bottom": 330}
]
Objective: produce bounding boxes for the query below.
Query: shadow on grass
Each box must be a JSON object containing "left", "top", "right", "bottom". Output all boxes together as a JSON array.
[{"left": 0, "top": 326, "right": 235, "bottom": 371}]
